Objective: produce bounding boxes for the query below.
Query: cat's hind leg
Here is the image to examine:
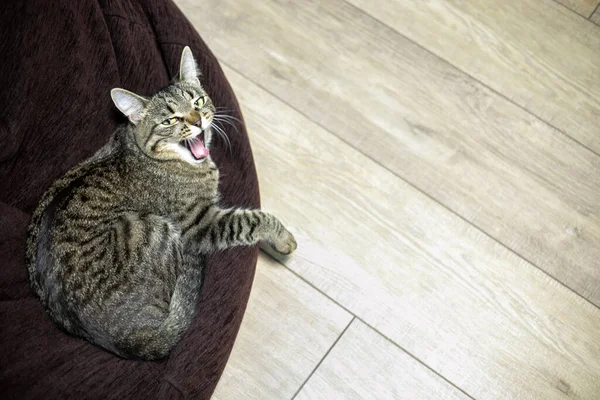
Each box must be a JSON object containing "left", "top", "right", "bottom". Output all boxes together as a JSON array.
[{"left": 88, "top": 213, "right": 203, "bottom": 360}]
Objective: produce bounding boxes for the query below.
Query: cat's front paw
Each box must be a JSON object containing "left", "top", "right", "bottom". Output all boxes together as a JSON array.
[{"left": 272, "top": 229, "right": 297, "bottom": 255}]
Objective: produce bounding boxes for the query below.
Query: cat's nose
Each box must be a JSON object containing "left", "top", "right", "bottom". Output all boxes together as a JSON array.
[{"left": 185, "top": 114, "right": 202, "bottom": 127}]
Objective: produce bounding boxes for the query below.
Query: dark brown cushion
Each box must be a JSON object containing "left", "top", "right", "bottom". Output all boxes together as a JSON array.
[{"left": 0, "top": 1, "right": 259, "bottom": 398}]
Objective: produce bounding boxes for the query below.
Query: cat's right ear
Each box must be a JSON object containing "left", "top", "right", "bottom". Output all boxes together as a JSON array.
[
  {"left": 110, "top": 88, "right": 149, "bottom": 125},
  {"left": 179, "top": 46, "right": 201, "bottom": 85}
]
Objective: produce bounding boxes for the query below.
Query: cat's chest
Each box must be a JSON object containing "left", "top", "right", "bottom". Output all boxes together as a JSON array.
[
  {"left": 160, "top": 168, "right": 219, "bottom": 210},
  {"left": 124, "top": 157, "right": 219, "bottom": 214}
]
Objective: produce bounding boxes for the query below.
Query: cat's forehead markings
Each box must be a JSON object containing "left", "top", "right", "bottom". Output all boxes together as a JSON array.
[
  {"left": 173, "top": 85, "right": 198, "bottom": 100},
  {"left": 179, "top": 87, "right": 197, "bottom": 101},
  {"left": 177, "top": 87, "right": 190, "bottom": 97}
]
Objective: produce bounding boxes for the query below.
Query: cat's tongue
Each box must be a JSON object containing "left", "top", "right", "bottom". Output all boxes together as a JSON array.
[{"left": 190, "top": 137, "right": 209, "bottom": 159}]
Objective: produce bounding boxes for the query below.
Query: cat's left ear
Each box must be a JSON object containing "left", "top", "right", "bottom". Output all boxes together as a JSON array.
[
  {"left": 179, "top": 46, "right": 201, "bottom": 85},
  {"left": 110, "top": 88, "right": 149, "bottom": 125}
]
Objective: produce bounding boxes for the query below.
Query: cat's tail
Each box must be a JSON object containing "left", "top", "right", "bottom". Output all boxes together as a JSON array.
[{"left": 114, "top": 260, "right": 204, "bottom": 360}]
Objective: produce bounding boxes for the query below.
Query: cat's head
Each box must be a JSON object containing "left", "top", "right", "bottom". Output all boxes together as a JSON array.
[{"left": 111, "top": 47, "right": 214, "bottom": 165}]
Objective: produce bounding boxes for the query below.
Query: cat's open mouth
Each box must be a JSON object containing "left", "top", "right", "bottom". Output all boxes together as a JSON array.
[{"left": 181, "top": 130, "right": 209, "bottom": 160}]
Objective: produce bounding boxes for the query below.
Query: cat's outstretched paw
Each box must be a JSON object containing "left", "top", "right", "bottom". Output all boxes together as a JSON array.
[
  {"left": 261, "top": 229, "right": 297, "bottom": 257},
  {"left": 273, "top": 229, "right": 297, "bottom": 255}
]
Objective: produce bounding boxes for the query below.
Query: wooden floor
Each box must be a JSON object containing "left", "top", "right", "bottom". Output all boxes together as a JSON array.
[{"left": 174, "top": 0, "right": 600, "bottom": 398}]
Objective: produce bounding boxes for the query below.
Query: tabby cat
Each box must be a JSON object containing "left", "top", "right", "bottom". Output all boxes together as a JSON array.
[{"left": 25, "top": 47, "right": 296, "bottom": 360}]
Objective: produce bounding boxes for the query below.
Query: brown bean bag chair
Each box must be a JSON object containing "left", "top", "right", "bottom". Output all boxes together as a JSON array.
[{"left": 0, "top": 0, "right": 259, "bottom": 398}]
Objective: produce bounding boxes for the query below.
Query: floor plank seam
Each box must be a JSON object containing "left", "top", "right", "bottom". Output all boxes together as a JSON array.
[
  {"left": 289, "top": 316, "right": 356, "bottom": 400},
  {"left": 224, "top": 60, "right": 600, "bottom": 313},
  {"left": 351, "top": 316, "right": 478, "bottom": 400},
  {"left": 547, "top": 0, "right": 600, "bottom": 19},
  {"left": 263, "top": 252, "right": 477, "bottom": 400},
  {"left": 590, "top": 3, "right": 600, "bottom": 18},
  {"left": 340, "top": 0, "right": 600, "bottom": 160}
]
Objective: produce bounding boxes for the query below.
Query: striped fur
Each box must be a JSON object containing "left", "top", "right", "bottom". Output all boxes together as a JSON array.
[{"left": 25, "top": 47, "right": 296, "bottom": 360}]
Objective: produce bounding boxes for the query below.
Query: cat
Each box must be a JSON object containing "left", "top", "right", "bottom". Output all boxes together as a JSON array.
[{"left": 25, "top": 46, "right": 296, "bottom": 360}]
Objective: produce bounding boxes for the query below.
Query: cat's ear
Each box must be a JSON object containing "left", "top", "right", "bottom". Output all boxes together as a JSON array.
[
  {"left": 110, "top": 88, "right": 149, "bottom": 125},
  {"left": 179, "top": 46, "right": 201, "bottom": 85}
]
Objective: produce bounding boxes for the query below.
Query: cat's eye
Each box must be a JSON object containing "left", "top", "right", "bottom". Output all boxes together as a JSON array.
[
  {"left": 194, "top": 96, "right": 206, "bottom": 107},
  {"left": 161, "top": 117, "right": 178, "bottom": 126}
]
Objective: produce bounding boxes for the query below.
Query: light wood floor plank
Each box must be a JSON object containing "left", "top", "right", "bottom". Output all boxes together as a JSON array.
[
  {"left": 295, "top": 320, "right": 469, "bottom": 400},
  {"left": 212, "top": 254, "right": 352, "bottom": 400},
  {"left": 220, "top": 64, "right": 600, "bottom": 400},
  {"left": 346, "top": 0, "right": 600, "bottom": 151},
  {"left": 177, "top": 0, "right": 600, "bottom": 307},
  {"left": 555, "top": 0, "right": 600, "bottom": 16}
]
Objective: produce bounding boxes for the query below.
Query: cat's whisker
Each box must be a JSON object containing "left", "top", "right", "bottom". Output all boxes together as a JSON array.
[
  {"left": 214, "top": 123, "right": 232, "bottom": 150},
  {"left": 212, "top": 117, "right": 229, "bottom": 129},
  {"left": 213, "top": 120, "right": 238, "bottom": 133},
  {"left": 213, "top": 117, "right": 240, "bottom": 127},
  {"left": 210, "top": 123, "right": 232, "bottom": 155},
  {"left": 214, "top": 113, "right": 241, "bottom": 123},
  {"left": 213, "top": 115, "right": 241, "bottom": 134},
  {"left": 214, "top": 109, "right": 241, "bottom": 120}
]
